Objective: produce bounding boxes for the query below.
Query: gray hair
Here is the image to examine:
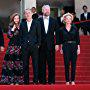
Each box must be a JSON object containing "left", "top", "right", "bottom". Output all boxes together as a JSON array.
[
  {"left": 42, "top": 5, "right": 50, "bottom": 12},
  {"left": 24, "top": 8, "right": 32, "bottom": 14}
]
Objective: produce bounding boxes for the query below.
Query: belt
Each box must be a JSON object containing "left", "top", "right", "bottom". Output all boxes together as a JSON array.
[{"left": 64, "top": 41, "right": 76, "bottom": 44}]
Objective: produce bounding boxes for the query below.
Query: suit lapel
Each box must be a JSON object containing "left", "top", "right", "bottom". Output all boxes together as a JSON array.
[
  {"left": 24, "top": 21, "right": 28, "bottom": 33},
  {"left": 87, "top": 13, "right": 90, "bottom": 19},
  {"left": 83, "top": 13, "right": 87, "bottom": 20},
  {"left": 41, "top": 17, "right": 52, "bottom": 34},
  {"left": 28, "top": 20, "right": 34, "bottom": 33},
  {"left": 41, "top": 18, "right": 46, "bottom": 34},
  {"left": 48, "top": 17, "right": 52, "bottom": 33}
]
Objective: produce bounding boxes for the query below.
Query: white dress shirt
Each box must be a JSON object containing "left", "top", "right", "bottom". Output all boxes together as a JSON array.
[
  {"left": 84, "top": 12, "right": 88, "bottom": 19},
  {"left": 27, "top": 20, "right": 32, "bottom": 32},
  {"left": 43, "top": 16, "right": 49, "bottom": 34}
]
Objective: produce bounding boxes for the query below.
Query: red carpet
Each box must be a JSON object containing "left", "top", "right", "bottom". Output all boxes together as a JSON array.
[
  {"left": 0, "top": 84, "right": 90, "bottom": 90},
  {"left": 0, "top": 34, "right": 90, "bottom": 84}
]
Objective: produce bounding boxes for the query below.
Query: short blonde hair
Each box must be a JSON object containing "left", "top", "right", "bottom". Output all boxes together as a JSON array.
[
  {"left": 62, "top": 12, "right": 73, "bottom": 22},
  {"left": 24, "top": 8, "right": 33, "bottom": 14}
]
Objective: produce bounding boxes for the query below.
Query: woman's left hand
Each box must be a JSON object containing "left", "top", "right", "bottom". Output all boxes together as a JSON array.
[
  {"left": 0, "top": 46, "right": 5, "bottom": 51},
  {"left": 77, "top": 45, "right": 80, "bottom": 55},
  {"left": 77, "top": 49, "right": 80, "bottom": 55}
]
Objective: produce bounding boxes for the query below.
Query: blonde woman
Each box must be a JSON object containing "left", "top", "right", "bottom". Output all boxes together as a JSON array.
[{"left": 56, "top": 13, "right": 80, "bottom": 85}]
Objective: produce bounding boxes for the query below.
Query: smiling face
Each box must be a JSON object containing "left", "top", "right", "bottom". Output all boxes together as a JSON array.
[{"left": 13, "top": 15, "right": 20, "bottom": 24}]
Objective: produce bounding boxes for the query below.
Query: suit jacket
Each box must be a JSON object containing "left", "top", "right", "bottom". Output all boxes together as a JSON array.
[
  {"left": 20, "top": 19, "right": 41, "bottom": 47},
  {"left": 80, "top": 12, "right": 90, "bottom": 29},
  {"left": 57, "top": 16, "right": 65, "bottom": 29},
  {"left": 38, "top": 17, "right": 59, "bottom": 50},
  {"left": 80, "top": 12, "right": 90, "bottom": 20},
  {"left": 32, "top": 13, "right": 38, "bottom": 20},
  {"left": 0, "top": 26, "right": 4, "bottom": 46}
]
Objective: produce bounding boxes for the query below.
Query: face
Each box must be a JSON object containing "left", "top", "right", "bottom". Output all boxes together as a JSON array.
[
  {"left": 83, "top": 7, "right": 87, "bottom": 12},
  {"left": 31, "top": 7, "right": 36, "bottom": 13},
  {"left": 13, "top": 15, "right": 20, "bottom": 24},
  {"left": 43, "top": 7, "right": 50, "bottom": 16},
  {"left": 65, "top": 15, "right": 72, "bottom": 24},
  {"left": 24, "top": 9, "right": 33, "bottom": 20}
]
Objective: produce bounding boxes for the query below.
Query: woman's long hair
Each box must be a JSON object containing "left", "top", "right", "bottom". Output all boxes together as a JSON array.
[{"left": 9, "top": 13, "right": 20, "bottom": 28}]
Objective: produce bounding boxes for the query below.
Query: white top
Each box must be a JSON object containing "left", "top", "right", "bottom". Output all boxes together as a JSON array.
[
  {"left": 84, "top": 12, "right": 88, "bottom": 19},
  {"left": 27, "top": 19, "right": 32, "bottom": 32},
  {"left": 43, "top": 16, "right": 49, "bottom": 34}
]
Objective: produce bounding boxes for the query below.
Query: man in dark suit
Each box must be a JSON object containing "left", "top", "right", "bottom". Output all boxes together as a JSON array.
[
  {"left": 38, "top": 5, "right": 59, "bottom": 84},
  {"left": 0, "top": 26, "right": 4, "bottom": 51},
  {"left": 80, "top": 5, "right": 90, "bottom": 35},
  {"left": 20, "top": 9, "right": 41, "bottom": 84}
]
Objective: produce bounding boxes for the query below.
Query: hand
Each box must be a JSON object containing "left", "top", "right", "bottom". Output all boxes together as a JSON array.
[
  {"left": 55, "top": 45, "right": 59, "bottom": 51},
  {"left": 77, "top": 45, "right": 80, "bottom": 55},
  {"left": 37, "top": 45, "right": 40, "bottom": 48},
  {"left": 60, "top": 49, "right": 63, "bottom": 54},
  {"left": 0, "top": 46, "right": 4, "bottom": 51},
  {"left": 11, "top": 25, "right": 16, "bottom": 31},
  {"left": 77, "top": 49, "right": 80, "bottom": 55},
  {"left": 60, "top": 44, "right": 63, "bottom": 54}
]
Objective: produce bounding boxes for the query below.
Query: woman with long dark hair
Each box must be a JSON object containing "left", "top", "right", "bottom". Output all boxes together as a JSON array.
[{"left": 0, "top": 13, "right": 23, "bottom": 85}]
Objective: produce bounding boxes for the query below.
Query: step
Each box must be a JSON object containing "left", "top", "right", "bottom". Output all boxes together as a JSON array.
[{"left": 55, "top": 57, "right": 90, "bottom": 61}]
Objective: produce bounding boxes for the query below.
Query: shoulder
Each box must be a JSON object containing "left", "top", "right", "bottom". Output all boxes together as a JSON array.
[
  {"left": 33, "top": 19, "right": 40, "bottom": 24},
  {"left": 38, "top": 17, "right": 43, "bottom": 21},
  {"left": 71, "top": 24, "right": 78, "bottom": 31},
  {"left": 50, "top": 17, "right": 58, "bottom": 24},
  {"left": 50, "top": 17, "right": 56, "bottom": 21},
  {"left": 20, "top": 20, "right": 26, "bottom": 26},
  {"left": 80, "top": 13, "right": 84, "bottom": 16},
  {"left": 88, "top": 12, "right": 90, "bottom": 15},
  {"left": 8, "top": 24, "right": 13, "bottom": 29}
]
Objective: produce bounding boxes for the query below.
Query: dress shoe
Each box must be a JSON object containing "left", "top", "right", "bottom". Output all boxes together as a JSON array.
[
  {"left": 66, "top": 82, "right": 70, "bottom": 85},
  {"left": 71, "top": 81, "right": 75, "bottom": 85}
]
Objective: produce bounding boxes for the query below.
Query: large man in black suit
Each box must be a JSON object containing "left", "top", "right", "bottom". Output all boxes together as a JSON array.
[
  {"left": 80, "top": 5, "right": 90, "bottom": 35},
  {"left": 20, "top": 9, "right": 41, "bottom": 84},
  {"left": 38, "top": 5, "right": 59, "bottom": 84},
  {"left": 0, "top": 26, "right": 4, "bottom": 51}
]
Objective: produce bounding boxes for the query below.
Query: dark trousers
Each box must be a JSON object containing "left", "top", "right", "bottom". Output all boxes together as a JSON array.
[
  {"left": 39, "top": 43, "right": 55, "bottom": 84},
  {"left": 22, "top": 44, "right": 39, "bottom": 84},
  {"left": 82, "top": 27, "right": 90, "bottom": 35},
  {"left": 62, "top": 43, "right": 77, "bottom": 82}
]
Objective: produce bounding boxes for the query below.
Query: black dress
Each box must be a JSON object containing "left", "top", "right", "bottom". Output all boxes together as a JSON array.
[{"left": 0, "top": 25, "right": 23, "bottom": 84}]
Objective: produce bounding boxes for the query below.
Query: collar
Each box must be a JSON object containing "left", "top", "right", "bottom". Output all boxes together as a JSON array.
[{"left": 43, "top": 16, "right": 49, "bottom": 20}]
